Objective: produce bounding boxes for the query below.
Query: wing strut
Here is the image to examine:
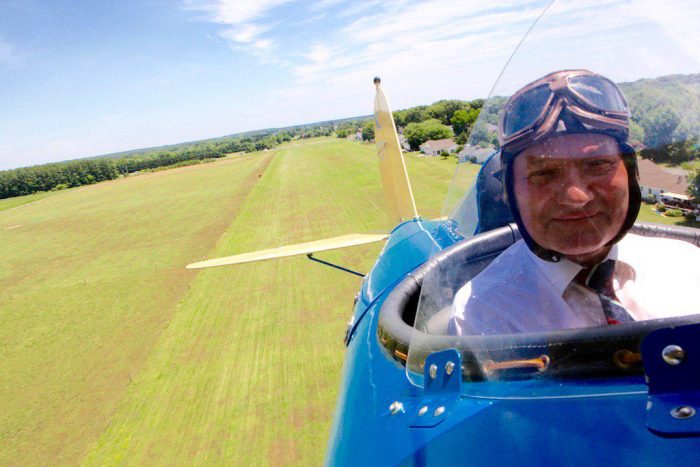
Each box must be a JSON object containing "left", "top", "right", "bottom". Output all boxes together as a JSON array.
[{"left": 306, "top": 253, "right": 366, "bottom": 277}]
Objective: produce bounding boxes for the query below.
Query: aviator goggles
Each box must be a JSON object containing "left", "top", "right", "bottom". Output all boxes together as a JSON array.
[{"left": 498, "top": 70, "right": 631, "bottom": 155}]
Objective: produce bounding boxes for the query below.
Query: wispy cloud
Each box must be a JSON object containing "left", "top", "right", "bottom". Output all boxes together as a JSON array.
[
  {"left": 185, "top": 0, "right": 294, "bottom": 58},
  {"left": 0, "top": 35, "right": 21, "bottom": 64},
  {"left": 183, "top": 0, "right": 700, "bottom": 129}
]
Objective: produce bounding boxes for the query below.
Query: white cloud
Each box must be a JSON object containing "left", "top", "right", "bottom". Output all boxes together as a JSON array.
[
  {"left": 218, "top": 23, "right": 268, "bottom": 44},
  {"left": 181, "top": 0, "right": 700, "bottom": 137},
  {"left": 185, "top": 0, "right": 295, "bottom": 57},
  {"left": 186, "top": 0, "right": 292, "bottom": 24}
]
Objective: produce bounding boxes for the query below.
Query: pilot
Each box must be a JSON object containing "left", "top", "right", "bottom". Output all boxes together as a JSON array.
[{"left": 449, "top": 69, "right": 700, "bottom": 335}]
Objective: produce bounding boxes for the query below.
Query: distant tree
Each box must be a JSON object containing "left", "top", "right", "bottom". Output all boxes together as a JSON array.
[
  {"left": 455, "top": 131, "right": 469, "bottom": 145},
  {"left": 425, "top": 100, "right": 469, "bottom": 125},
  {"left": 393, "top": 110, "right": 406, "bottom": 128},
  {"left": 404, "top": 119, "right": 453, "bottom": 150},
  {"left": 451, "top": 107, "right": 480, "bottom": 138},
  {"left": 629, "top": 120, "right": 645, "bottom": 146},
  {"left": 403, "top": 122, "right": 428, "bottom": 151},
  {"left": 440, "top": 150, "right": 450, "bottom": 160},
  {"left": 451, "top": 109, "right": 470, "bottom": 136},
  {"left": 470, "top": 98, "right": 484, "bottom": 110},
  {"left": 469, "top": 124, "right": 489, "bottom": 148},
  {"left": 421, "top": 118, "right": 454, "bottom": 140},
  {"left": 403, "top": 106, "right": 427, "bottom": 124},
  {"left": 641, "top": 106, "right": 680, "bottom": 149},
  {"left": 688, "top": 168, "right": 700, "bottom": 200},
  {"left": 668, "top": 136, "right": 698, "bottom": 165},
  {"left": 362, "top": 121, "right": 375, "bottom": 141}
]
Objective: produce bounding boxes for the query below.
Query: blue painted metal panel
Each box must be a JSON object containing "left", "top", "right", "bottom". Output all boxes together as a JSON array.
[
  {"left": 329, "top": 296, "right": 700, "bottom": 465},
  {"left": 344, "top": 218, "right": 454, "bottom": 345},
  {"left": 642, "top": 323, "right": 700, "bottom": 436}
]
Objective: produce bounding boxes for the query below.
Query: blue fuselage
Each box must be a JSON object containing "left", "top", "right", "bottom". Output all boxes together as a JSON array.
[{"left": 326, "top": 219, "right": 700, "bottom": 466}]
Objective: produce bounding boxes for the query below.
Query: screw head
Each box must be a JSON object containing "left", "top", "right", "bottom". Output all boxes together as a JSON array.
[
  {"left": 671, "top": 405, "right": 696, "bottom": 419},
  {"left": 445, "top": 361, "right": 455, "bottom": 375},
  {"left": 434, "top": 406, "right": 445, "bottom": 417},
  {"left": 418, "top": 406, "right": 428, "bottom": 417},
  {"left": 389, "top": 401, "right": 404, "bottom": 415},
  {"left": 429, "top": 364, "right": 438, "bottom": 379},
  {"left": 662, "top": 345, "right": 685, "bottom": 366}
]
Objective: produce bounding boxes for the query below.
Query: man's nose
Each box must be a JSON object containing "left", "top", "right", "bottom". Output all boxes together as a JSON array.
[{"left": 560, "top": 170, "right": 593, "bottom": 205}]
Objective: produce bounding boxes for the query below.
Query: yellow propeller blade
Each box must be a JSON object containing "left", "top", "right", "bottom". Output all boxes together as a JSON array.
[
  {"left": 374, "top": 78, "right": 418, "bottom": 223},
  {"left": 186, "top": 233, "right": 388, "bottom": 269}
]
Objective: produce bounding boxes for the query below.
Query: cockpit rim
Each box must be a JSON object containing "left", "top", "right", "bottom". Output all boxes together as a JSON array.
[{"left": 377, "top": 221, "right": 700, "bottom": 383}]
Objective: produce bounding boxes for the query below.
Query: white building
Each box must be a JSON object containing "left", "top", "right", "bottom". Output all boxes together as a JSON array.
[
  {"left": 457, "top": 145, "right": 497, "bottom": 164},
  {"left": 419, "top": 138, "right": 457, "bottom": 156},
  {"left": 638, "top": 159, "right": 690, "bottom": 202}
]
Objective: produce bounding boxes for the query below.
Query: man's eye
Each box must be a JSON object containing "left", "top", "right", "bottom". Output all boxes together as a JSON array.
[
  {"left": 527, "top": 169, "right": 557, "bottom": 182},
  {"left": 586, "top": 159, "right": 616, "bottom": 173}
]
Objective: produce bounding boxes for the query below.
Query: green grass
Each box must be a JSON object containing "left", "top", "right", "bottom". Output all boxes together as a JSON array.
[
  {"left": 0, "top": 154, "right": 272, "bottom": 465},
  {"left": 0, "top": 139, "right": 458, "bottom": 466},
  {"left": 0, "top": 190, "right": 63, "bottom": 212},
  {"left": 680, "top": 160, "right": 700, "bottom": 171},
  {"left": 2, "top": 138, "right": 696, "bottom": 465},
  {"left": 636, "top": 203, "right": 700, "bottom": 228}
]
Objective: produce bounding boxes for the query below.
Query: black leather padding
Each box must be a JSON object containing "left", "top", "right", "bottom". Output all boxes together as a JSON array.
[
  {"left": 475, "top": 151, "right": 514, "bottom": 234},
  {"left": 377, "top": 221, "right": 700, "bottom": 380},
  {"left": 631, "top": 222, "right": 700, "bottom": 247},
  {"left": 377, "top": 224, "right": 521, "bottom": 363}
]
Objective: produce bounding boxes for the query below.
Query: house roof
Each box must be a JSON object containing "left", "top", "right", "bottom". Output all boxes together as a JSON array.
[
  {"left": 661, "top": 192, "right": 692, "bottom": 201},
  {"left": 637, "top": 158, "right": 689, "bottom": 193},
  {"left": 420, "top": 138, "right": 456, "bottom": 150},
  {"left": 459, "top": 145, "right": 494, "bottom": 155}
]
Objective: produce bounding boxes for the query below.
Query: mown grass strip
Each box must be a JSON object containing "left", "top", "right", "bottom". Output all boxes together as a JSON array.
[
  {"left": 82, "top": 139, "right": 460, "bottom": 465},
  {"left": 0, "top": 190, "right": 62, "bottom": 213},
  {"left": 0, "top": 154, "right": 272, "bottom": 465}
]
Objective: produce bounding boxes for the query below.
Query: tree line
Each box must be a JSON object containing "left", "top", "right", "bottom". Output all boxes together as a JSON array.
[
  {"left": 0, "top": 159, "right": 120, "bottom": 199},
  {"left": 335, "top": 99, "right": 489, "bottom": 151},
  {"left": 0, "top": 123, "right": 336, "bottom": 199},
  {"left": 348, "top": 74, "right": 700, "bottom": 169},
  {"left": 5, "top": 74, "right": 699, "bottom": 200}
]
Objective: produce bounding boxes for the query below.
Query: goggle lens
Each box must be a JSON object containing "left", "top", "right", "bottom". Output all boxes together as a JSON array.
[
  {"left": 502, "top": 84, "right": 551, "bottom": 138},
  {"left": 568, "top": 75, "right": 628, "bottom": 112}
]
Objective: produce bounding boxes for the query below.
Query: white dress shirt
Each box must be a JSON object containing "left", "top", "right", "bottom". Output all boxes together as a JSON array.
[{"left": 449, "top": 233, "right": 700, "bottom": 335}]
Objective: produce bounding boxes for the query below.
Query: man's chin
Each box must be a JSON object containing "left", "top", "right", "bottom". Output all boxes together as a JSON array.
[{"left": 549, "top": 239, "right": 611, "bottom": 265}]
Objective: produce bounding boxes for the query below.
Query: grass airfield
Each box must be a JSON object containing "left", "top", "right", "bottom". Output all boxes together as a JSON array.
[{"left": 0, "top": 138, "right": 460, "bottom": 465}]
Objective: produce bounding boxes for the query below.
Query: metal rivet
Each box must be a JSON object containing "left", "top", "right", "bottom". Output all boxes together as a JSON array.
[
  {"left": 445, "top": 361, "right": 455, "bottom": 375},
  {"left": 389, "top": 401, "right": 404, "bottom": 415},
  {"left": 662, "top": 345, "right": 685, "bottom": 366},
  {"left": 429, "top": 364, "right": 438, "bottom": 379},
  {"left": 418, "top": 406, "right": 428, "bottom": 416},
  {"left": 434, "top": 406, "right": 445, "bottom": 417},
  {"left": 671, "top": 405, "right": 696, "bottom": 419}
]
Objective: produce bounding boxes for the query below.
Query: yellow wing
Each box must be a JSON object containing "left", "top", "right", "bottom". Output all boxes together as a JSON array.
[
  {"left": 374, "top": 79, "right": 418, "bottom": 223},
  {"left": 186, "top": 233, "right": 388, "bottom": 269}
]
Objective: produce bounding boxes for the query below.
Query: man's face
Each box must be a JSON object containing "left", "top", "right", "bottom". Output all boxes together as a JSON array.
[{"left": 513, "top": 133, "right": 629, "bottom": 264}]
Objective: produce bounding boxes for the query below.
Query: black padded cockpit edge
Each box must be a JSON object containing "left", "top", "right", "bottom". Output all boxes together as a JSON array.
[{"left": 377, "top": 222, "right": 700, "bottom": 380}]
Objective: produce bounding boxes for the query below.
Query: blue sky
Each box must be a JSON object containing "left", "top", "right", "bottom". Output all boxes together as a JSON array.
[{"left": 1, "top": 0, "right": 699, "bottom": 170}]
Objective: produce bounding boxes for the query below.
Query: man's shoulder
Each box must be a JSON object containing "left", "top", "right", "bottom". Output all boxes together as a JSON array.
[
  {"left": 458, "top": 239, "right": 531, "bottom": 287},
  {"left": 621, "top": 232, "right": 700, "bottom": 256},
  {"left": 453, "top": 239, "right": 536, "bottom": 310},
  {"left": 618, "top": 233, "right": 699, "bottom": 280}
]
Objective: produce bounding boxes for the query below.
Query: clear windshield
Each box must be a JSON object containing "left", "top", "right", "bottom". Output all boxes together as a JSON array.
[{"left": 408, "top": 0, "right": 700, "bottom": 394}]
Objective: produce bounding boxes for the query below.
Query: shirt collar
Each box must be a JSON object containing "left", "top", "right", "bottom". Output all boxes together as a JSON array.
[{"left": 525, "top": 242, "right": 621, "bottom": 296}]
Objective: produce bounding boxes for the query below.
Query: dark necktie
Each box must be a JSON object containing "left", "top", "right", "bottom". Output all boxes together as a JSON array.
[{"left": 574, "top": 260, "right": 633, "bottom": 325}]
